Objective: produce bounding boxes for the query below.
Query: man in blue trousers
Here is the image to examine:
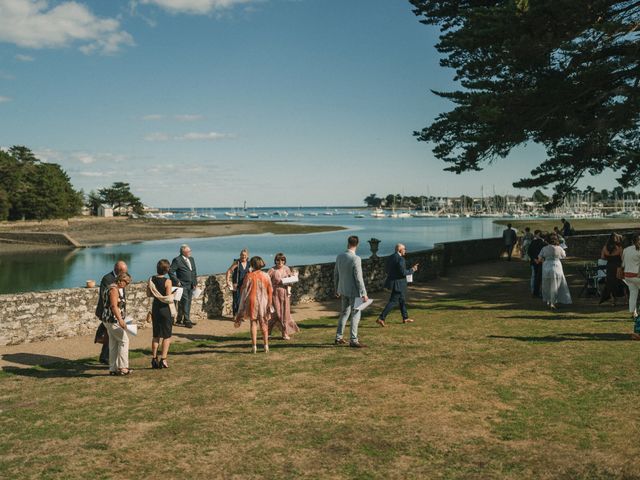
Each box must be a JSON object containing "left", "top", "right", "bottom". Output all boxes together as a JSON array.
[{"left": 376, "top": 243, "right": 419, "bottom": 327}]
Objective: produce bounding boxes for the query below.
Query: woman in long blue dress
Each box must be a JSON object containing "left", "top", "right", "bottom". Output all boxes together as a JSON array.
[{"left": 226, "top": 249, "right": 250, "bottom": 316}]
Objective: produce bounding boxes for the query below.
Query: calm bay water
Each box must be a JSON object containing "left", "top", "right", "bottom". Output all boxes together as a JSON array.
[{"left": 0, "top": 208, "right": 504, "bottom": 294}]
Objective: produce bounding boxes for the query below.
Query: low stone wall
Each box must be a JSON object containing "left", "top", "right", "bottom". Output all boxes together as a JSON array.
[
  {"left": 0, "top": 236, "right": 500, "bottom": 346},
  {"left": 0, "top": 232, "right": 80, "bottom": 247},
  {"left": 566, "top": 231, "right": 638, "bottom": 259}
]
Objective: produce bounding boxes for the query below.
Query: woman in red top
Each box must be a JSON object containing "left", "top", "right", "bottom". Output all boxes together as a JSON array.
[{"left": 234, "top": 256, "right": 273, "bottom": 353}]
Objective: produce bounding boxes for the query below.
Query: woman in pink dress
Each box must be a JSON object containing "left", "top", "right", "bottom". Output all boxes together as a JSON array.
[
  {"left": 268, "top": 252, "right": 300, "bottom": 340},
  {"left": 234, "top": 256, "right": 273, "bottom": 353}
]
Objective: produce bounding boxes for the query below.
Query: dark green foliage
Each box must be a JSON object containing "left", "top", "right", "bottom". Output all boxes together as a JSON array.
[
  {"left": 410, "top": 0, "right": 640, "bottom": 206},
  {"left": 0, "top": 146, "right": 82, "bottom": 221},
  {"left": 97, "top": 182, "right": 144, "bottom": 215}
]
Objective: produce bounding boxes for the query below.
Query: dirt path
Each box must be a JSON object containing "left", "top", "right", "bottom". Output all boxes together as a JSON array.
[{"left": 0, "top": 258, "right": 600, "bottom": 369}]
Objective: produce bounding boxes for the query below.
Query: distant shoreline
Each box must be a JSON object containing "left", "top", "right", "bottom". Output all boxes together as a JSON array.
[
  {"left": 0, "top": 217, "right": 346, "bottom": 254},
  {"left": 494, "top": 218, "right": 640, "bottom": 232}
]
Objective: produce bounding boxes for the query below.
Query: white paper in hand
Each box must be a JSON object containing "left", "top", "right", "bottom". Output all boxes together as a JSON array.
[
  {"left": 406, "top": 274, "right": 413, "bottom": 283},
  {"left": 354, "top": 298, "right": 373, "bottom": 311},
  {"left": 124, "top": 317, "right": 137, "bottom": 336},
  {"left": 193, "top": 287, "right": 202, "bottom": 299},
  {"left": 172, "top": 287, "right": 184, "bottom": 302},
  {"left": 281, "top": 275, "right": 299, "bottom": 285}
]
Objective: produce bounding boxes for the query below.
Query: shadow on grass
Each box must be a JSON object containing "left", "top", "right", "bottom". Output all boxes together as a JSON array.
[
  {"left": 488, "top": 332, "right": 633, "bottom": 342},
  {"left": 2, "top": 358, "right": 105, "bottom": 378}
]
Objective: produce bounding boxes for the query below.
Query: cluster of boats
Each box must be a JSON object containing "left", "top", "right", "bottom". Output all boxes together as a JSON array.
[{"left": 142, "top": 207, "right": 640, "bottom": 221}]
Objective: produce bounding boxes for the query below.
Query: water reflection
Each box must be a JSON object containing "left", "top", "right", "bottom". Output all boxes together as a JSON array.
[{"left": 0, "top": 216, "right": 503, "bottom": 293}]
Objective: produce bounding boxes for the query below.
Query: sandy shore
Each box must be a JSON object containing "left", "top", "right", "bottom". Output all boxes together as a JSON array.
[{"left": 0, "top": 216, "right": 345, "bottom": 253}]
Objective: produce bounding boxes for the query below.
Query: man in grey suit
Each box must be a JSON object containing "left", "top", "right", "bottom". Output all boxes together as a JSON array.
[
  {"left": 334, "top": 235, "right": 369, "bottom": 348},
  {"left": 170, "top": 244, "right": 198, "bottom": 328}
]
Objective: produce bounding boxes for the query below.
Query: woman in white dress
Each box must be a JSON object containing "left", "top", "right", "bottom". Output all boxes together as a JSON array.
[
  {"left": 538, "top": 234, "right": 572, "bottom": 310},
  {"left": 621, "top": 234, "right": 640, "bottom": 324}
]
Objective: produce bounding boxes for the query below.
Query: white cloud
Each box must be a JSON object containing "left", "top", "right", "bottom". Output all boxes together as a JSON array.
[
  {"left": 78, "top": 171, "right": 109, "bottom": 177},
  {"left": 142, "top": 114, "right": 165, "bottom": 121},
  {"left": 175, "top": 114, "right": 203, "bottom": 122},
  {"left": 179, "top": 131, "right": 233, "bottom": 140},
  {"left": 144, "top": 131, "right": 233, "bottom": 141},
  {"left": 0, "top": 0, "right": 134, "bottom": 54},
  {"left": 15, "top": 53, "right": 34, "bottom": 62},
  {"left": 0, "top": 96, "right": 11, "bottom": 103},
  {"left": 142, "top": 113, "right": 204, "bottom": 121},
  {"left": 140, "top": 0, "right": 257, "bottom": 15},
  {"left": 144, "top": 132, "right": 171, "bottom": 142}
]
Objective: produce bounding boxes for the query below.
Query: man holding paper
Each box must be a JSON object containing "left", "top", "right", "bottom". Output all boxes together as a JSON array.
[
  {"left": 376, "top": 244, "right": 419, "bottom": 327},
  {"left": 169, "top": 244, "right": 198, "bottom": 328},
  {"left": 334, "top": 235, "right": 369, "bottom": 348}
]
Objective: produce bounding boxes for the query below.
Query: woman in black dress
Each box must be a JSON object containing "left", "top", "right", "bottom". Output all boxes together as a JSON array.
[
  {"left": 599, "top": 233, "right": 626, "bottom": 306},
  {"left": 149, "top": 259, "right": 174, "bottom": 369}
]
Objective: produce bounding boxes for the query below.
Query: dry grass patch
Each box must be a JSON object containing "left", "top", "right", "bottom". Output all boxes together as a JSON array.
[{"left": 2, "top": 262, "right": 640, "bottom": 478}]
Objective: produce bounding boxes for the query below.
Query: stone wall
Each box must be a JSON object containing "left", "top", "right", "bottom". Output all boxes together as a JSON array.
[
  {"left": 0, "top": 235, "right": 522, "bottom": 346},
  {"left": 566, "top": 231, "right": 638, "bottom": 259},
  {"left": 0, "top": 232, "right": 80, "bottom": 247}
]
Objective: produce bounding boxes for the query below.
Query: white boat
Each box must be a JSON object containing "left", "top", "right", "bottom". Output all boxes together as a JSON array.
[
  {"left": 248, "top": 213, "right": 259, "bottom": 218},
  {"left": 293, "top": 212, "right": 304, "bottom": 217},
  {"left": 370, "top": 208, "right": 385, "bottom": 218}
]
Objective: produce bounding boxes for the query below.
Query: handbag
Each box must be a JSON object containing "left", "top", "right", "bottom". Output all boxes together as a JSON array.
[
  {"left": 94, "top": 323, "right": 108, "bottom": 345},
  {"left": 616, "top": 267, "right": 625, "bottom": 280}
]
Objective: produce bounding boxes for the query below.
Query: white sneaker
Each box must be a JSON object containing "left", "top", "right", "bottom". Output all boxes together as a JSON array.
[
  {"left": 251, "top": 345, "right": 257, "bottom": 354},
  {"left": 264, "top": 345, "right": 269, "bottom": 353}
]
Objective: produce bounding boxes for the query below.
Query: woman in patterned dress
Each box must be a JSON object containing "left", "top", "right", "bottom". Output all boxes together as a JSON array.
[
  {"left": 234, "top": 256, "right": 273, "bottom": 353},
  {"left": 268, "top": 253, "right": 299, "bottom": 340}
]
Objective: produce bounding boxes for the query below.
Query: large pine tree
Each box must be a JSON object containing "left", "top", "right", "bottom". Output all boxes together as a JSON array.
[{"left": 411, "top": 0, "right": 640, "bottom": 205}]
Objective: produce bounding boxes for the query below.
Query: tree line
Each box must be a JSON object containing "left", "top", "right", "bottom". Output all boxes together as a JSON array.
[
  {"left": 364, "top": 188, "right": 640, "bottom": 208},
  {"left": 0, "top": 145, "right": 144, "bottom": 221}
]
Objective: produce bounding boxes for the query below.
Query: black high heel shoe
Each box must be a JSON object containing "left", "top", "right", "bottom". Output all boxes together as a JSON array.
[
  {"left": 151, "top": 357, "right": 159, "bottom": 369},
  {"left": 160, "top": 358, "right": 169, "bottom": 369}
]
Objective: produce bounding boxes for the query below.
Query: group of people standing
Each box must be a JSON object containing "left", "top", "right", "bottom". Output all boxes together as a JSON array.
[
  {"left": 509, "top": 221, "right": 640, "bottom": 338},
  {"left": 94, "top": 245, "right": 198, "bottom": 375},
  {"left": 94, "top": 235, "right": 422, "bottom": 371}
]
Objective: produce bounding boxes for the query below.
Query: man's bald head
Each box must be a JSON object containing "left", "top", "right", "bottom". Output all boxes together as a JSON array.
[{"left": 114, "top": 261, "right": 128, "bottom": 275}]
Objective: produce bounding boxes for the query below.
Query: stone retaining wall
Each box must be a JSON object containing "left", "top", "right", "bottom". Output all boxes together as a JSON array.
[
  {"left": 0, "top": 235, "right": 526, "bottom": 346},
  {"left": 0, "top": 232, "right": 80, "bottom": 247}
]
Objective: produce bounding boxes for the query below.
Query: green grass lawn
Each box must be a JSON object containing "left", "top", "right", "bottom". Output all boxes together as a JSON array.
[{"left": 1, "top": 264, "right": 639, "bottom": 479}]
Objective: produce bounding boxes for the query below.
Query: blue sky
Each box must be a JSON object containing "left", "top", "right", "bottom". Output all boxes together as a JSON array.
[{"left": 0, "top": 0, "right": 617, "bottom": 207}]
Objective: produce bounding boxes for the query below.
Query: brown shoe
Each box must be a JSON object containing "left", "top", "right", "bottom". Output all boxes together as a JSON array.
[
  {"left": 334, "top": 338, "right": 348, "bottom": 345},
  {"left": 631, "top": 333, "right": 640, "bottom": 341},
  {"left": 402, "top": 318, "right": 415, "bottom": 324},
  {"left": 349, "top": 341, "right": 367, "bottom": 348},
  {"left": 376, "top": 318, "right": 386, "bottom": 327}
]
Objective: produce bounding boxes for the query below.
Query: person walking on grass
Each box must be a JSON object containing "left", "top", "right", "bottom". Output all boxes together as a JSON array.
[
  {"left": 334, "top": 235, "right": 368, "bottom": 348},
  {"left": 376, "top": 243, "right": 419, "bottom": 327},
  {"left": 234, "top": 256, "right": 273, "bottom": 353},
  {"left": 101, "top": 272, "right": 133, "bottom": 376}
]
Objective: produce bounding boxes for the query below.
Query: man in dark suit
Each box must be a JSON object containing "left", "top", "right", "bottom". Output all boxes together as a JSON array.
[
  {"left": 170, "top": 244, "right": 198, "bottom": 328},
  {"left": 95, "top": 260, "right": 128, "bottom": 364},
  {"left": 527, "top": 230, "right": 546, "bottom": 297},
  {"left": 376, "top": 243, "right": 419, "bottom": 327},
  {"left": 502, "top": 223, "right": 518, "bottom": 261},
  {"left": 561, "top": 218, "right": 572, "bottom": 237}
]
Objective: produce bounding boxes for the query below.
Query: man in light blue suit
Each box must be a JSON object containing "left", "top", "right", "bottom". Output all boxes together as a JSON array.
[{"left": 334, "top": 235, "right": 369, "bottom": 348}]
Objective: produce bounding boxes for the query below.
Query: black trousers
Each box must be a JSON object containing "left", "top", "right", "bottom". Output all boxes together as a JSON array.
[{"left": 532, "top": 263, "right": 543, "bottom": 296}]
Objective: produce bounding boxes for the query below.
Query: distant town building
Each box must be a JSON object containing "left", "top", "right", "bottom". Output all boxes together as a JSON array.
[{"left": 97, "top": 205, "right": 113, "bottom": 217}]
